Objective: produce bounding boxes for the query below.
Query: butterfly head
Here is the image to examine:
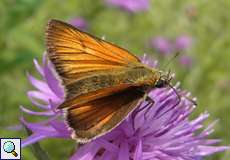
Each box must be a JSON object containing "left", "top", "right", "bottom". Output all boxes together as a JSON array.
[
  {"left": 155, "top": 70, "right": 197, "bottom": 106},
  {"left": 155, "top": 70, "right": 173, "bottom": 88}
]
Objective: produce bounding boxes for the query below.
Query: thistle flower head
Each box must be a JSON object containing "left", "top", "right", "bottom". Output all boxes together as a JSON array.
[
  {"left": 69, "top": 17, "right": 88, "bottom": 30},
  {"left": 21, "top": 54, "right": 229, "bottom": 159},
  {"left": 150, "top": 37, "right": 173, "bottom": 55},
  {"left": 179, "top": 55, "right": 193, "bottom": 68},
  {"left": 105, "top": 0, "right": 149, "bottom": 13},
  {"left": 175, "top": 35, "right": 193, "bottom": 50}
]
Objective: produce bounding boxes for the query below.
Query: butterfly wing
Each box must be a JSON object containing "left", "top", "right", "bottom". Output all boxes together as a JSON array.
[
  {"left": 46, "top": 19, "right": 140, "bottom": 85},
  {"left": 59, "top": 83, "right": 134, "bottom": 109},
  {"left": 66, "top": 87, "right": 145, "bottom": 143},
  {"left": 46, "top": 20, "right": 147, "bottom": 142}
]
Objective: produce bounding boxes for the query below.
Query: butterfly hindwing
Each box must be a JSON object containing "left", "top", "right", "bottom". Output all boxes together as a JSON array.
[
  {"left": 59, "top": 83, "right": 134, "bottom": 109},
  {"left": 66, "top": 87, "right": 145, "bottom": 142}
]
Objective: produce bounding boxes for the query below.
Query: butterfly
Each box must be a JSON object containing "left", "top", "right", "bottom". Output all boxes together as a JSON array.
[{"left": 45, "top": 19, "right": 172, "bottom": 143}]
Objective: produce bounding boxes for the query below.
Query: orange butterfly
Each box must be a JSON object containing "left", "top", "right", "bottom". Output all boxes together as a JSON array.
[{"left": 45, "top": 19, "right": 171, "bottom": 143}]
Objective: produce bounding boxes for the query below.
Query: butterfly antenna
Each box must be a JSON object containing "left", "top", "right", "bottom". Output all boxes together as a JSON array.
[
  {"left": 155, "top": 83, "right": 181, "bottom": 119},
  {"left": 162, "top": 52, "right": 181, "bottom": 70}
]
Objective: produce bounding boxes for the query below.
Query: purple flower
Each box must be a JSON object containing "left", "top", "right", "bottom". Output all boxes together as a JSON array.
[
  {"left": 179, "top": 55, "right": 193, "bottom": 68},
  {"left": 150, "top": 37, "right": 173, "bottom": 55},
  {"left": 175, "top": 35, "right": 193, "bottom": 50},
  {"left": 21, "top": 53, "right": 229, "bottom": 159},
  {"left": 105, "top": 0, "right": 149, "bottom": 13},
  {"left": 20, "top": 55, "right": 70, "bottom": 147},
  {"left": 150, "top": 35, "right": 193, "bottom": 56},
  {"left": 69, "top": 17, "right": 88, "bottom": 30}
]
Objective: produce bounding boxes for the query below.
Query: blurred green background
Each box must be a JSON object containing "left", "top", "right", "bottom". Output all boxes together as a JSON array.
[{"left": 0, "top": 0, "right": 230, "bottom": 159}]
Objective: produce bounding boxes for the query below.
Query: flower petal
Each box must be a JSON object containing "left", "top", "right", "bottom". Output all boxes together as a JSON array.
[
  {"left": 196, "top": 146, "right": 230, "bottom": 156},
  {"left": 20, "top": 106, "right": 54, "bottom": 116},
  {"left": 134, "top": 139, "right": 142, "bottom": 160},
  {"left": 44, "top": 62, "right": 64, "bottom": 99},
  {"left": 33, "top": 58, "right": 44, "bottom": 76},
  {"left": 118, "top": 140, "right": 129, "bottom": 160},
  {"left": 27, "top": 73, "right": 53, "bottom": 95},
  {"left": 22, "top": 133, "right": 47, "bottom": 147},
  {"left": 96, "top": 139, "right": 119, "bottom": 154},
  {"left": 70, "top": 142, "right": 100, "bottom": 160}
]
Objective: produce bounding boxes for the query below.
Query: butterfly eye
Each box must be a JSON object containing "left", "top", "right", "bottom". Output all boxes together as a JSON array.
[{"left": 155, "top": 79, "right": 166, "bottom": 88}]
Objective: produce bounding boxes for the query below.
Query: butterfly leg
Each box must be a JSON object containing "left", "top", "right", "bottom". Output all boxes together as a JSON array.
[
  {"left": 133, "top": 94, "right": 153, "bottom": 115},
  {"left": 145, "top": 95, "right": 154, "bottom": 104},
  {"left": 131, "top": 101, "right": 149, "bottom": 130},
  {"left": 143, "top": 96, "right": 155, "bottom": 120},
  {"left": 133, "top": 95, "right": 154, "bottom": 117},
  {"left": 132, "top": 95, "right": 155, "bottom": 129}
]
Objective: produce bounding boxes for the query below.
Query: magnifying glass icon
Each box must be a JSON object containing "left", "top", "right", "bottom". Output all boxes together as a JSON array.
[{"left": 3, "top": 141, "right": 18, "bottom": 157}]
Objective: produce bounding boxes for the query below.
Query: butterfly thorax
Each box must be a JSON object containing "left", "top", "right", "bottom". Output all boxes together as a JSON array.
[{"left": 65, "top": 64, "right": 160, "bottom": 100}]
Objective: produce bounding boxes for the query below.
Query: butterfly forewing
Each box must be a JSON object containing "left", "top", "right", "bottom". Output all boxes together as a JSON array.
[{"left": 46, "top": 19, "right": 140, "bottom": 84}]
